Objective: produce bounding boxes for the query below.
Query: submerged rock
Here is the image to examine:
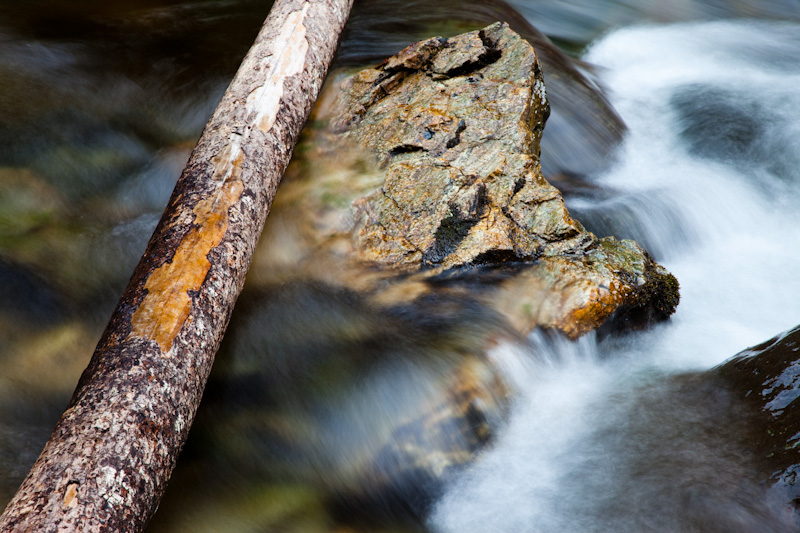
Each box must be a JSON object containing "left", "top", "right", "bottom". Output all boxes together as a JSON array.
[
  {"left": 718, "top": 324, "right": 800, "bottom": 518},
  {"left": 195, "top": 282, "right": 514, "bottom": 523}
]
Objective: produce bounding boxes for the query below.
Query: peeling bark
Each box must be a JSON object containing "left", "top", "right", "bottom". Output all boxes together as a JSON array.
[{"left": 0, "top": 1, "right": 353, "bottom": 530}]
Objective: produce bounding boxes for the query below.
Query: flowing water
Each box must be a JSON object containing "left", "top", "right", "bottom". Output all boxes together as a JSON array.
[
  {"left": 431, "top": 20, "right": 800, "bottom": 532},
  {"left": 2, "top": 1, "right": 800, "bottom": 531}
]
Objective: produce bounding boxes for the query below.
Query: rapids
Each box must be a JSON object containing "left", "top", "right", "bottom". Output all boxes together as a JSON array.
[{"left": 431, "top": 20, "right": 800, "bottom": 532}]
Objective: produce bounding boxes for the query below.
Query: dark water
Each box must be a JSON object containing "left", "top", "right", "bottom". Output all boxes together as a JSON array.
[{"left": 1, "top": 0, "right": 800, "bottom": 531}]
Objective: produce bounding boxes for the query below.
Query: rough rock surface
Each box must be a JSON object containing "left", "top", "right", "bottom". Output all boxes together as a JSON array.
[
  {"left": 331, "top": 23, "right": 590, "bottom": 269},
  {"left": 255, "top": 22, "right": 679, "bottom": 339}
]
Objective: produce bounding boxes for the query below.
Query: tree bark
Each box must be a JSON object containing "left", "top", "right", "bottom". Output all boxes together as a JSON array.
[{"left": 0, "top": 0, "right": 353, "bottom": 530}]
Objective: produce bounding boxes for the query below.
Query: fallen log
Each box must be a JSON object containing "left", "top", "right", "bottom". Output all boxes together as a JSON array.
[{"left": 0, "top": 0, "right": 353, "bottom": 530}]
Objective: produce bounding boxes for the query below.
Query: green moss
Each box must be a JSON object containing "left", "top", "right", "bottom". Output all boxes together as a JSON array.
[
  {"left": 319, "top": 190, "right": 350, "bottom": 209},
  {"left": 643, "top": 267, "right": 681, "bottom": 319}
]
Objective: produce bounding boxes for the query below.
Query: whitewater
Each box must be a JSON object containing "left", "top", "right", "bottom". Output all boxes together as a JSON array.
[{"left": 431, "top": 20, "right": 800, "bottom": 533}]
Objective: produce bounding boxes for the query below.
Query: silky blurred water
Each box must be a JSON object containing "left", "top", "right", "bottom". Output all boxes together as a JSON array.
[
  {"left": 2, "top": 1, "right": 800, "bottom": 531},
  {"left": 431, "top": 20, "right": 800, "bottom": 533}
]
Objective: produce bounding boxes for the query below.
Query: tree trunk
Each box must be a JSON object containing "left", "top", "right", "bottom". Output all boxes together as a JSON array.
[{"left": 0, "top": 0, "right": 353, "bottom": 530}]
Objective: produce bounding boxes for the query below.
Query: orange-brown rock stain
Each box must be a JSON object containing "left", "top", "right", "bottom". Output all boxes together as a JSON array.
[
  {"left": 62, "top": 483, "right": 79, "bottom": 509},
  {"left": 561, "top": 279, "right": 632, "bottom": 339}
]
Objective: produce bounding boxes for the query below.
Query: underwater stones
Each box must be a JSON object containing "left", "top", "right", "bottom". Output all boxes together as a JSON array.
[
  {"left": 0, "top": 166, "right": 149, "bottom": 310},
  {"left": 0, "top": 168, "right": 61, "bottom": 240},
  {"left": 201, "top": 282, "right": 513, "bottom": 521}
]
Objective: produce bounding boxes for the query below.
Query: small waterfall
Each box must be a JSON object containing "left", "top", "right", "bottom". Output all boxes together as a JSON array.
[{"left": 431, "top": 20, "right": 800, "bottom": 532}]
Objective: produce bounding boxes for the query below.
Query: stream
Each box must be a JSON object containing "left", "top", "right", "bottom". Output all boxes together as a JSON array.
[
  {"left": 1, "top": 1, "right": 800, "bottom": 531},
  {"left": 432, "top": 20, "right": 800, "bottom": 533}
]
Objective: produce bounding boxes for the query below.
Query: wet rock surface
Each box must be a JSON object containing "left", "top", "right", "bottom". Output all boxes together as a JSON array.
[
  {"left": 718, "top": 324, "right": 800, "bottom": 515},
  {"left": 556, "top": 371, "right": 794, "bottom": 533}
]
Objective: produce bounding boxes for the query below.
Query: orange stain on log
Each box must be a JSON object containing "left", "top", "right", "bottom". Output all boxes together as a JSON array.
[{"left": 130, "top": 158, "right": 244, "bottom": 354}]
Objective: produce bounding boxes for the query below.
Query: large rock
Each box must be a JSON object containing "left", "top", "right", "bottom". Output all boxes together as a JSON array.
[
  {"left": 253, "top": 22, "right": 679, "bottom": 339},
  {"left": 331, "top": 23, "right": 587, "bottom": 269}
]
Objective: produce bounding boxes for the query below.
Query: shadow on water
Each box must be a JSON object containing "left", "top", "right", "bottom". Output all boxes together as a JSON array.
[{"left": 672, "top": 83, "right": 800, "bottom": 191}]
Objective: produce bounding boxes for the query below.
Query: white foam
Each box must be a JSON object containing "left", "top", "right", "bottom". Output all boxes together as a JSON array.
[{"left": 431, "top": 20, "right": 800, "bottom": 532}]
